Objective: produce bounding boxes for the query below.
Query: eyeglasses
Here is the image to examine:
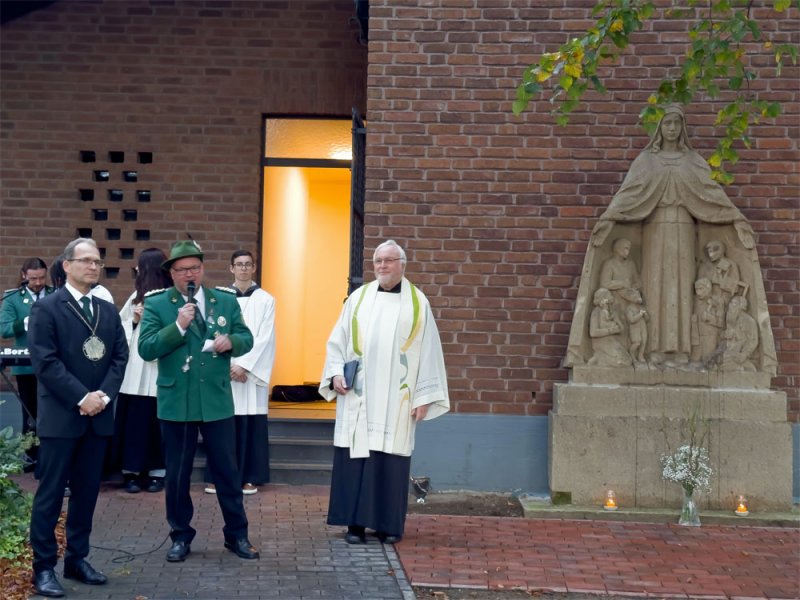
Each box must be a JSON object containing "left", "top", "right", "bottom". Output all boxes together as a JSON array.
[
  {"left": 171, "top": 264, "right": 202, "bottom": 275},
  {"left": 232, "top": 262, "right": 254, "bottom": 269},
  {"left": 373, "top": 257, "right": 402, "bottom": 265},
  {"left": 67, "top": 258, "right": 104, "bottom": 268}
]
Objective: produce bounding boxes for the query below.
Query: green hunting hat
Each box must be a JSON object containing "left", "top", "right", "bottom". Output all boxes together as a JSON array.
[{"left": 162, "top": 240, "right": 204, "bottom": 270}]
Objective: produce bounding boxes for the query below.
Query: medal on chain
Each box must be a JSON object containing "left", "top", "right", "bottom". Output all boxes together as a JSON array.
[{"left": 68, "top": 301, "right": 107, "bottom": 361}]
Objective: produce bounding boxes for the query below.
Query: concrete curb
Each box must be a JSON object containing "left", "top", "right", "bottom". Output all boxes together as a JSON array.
[{"left": 520, "top": 497, "right": 800, "bottom": 527}]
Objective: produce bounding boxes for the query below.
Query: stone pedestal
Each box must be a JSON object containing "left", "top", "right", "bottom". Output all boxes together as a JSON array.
[{"left": 549, "top": 366, "right": 792, "bottom": 511}]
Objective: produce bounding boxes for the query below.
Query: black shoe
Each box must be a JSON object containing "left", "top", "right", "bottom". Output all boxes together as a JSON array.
[
  {"left": 32, "top": 569, "right": 65, "bottom": 597},
  {"left": 145, "top": 477, "right": 164, "bottom": 493},
  {"left": 63, "top": 559, "right": 108, "bottom": 585},
  {"left": 224, "top": 538, "right": 260, "bottom": 559},
  {"left": 344, "top": 525, "right": 366, "bottom": 544},
  {"left": 166, "top": 540, "right": 191, "bottom": 562},
  {"left": 376, "top": 531, "right": 402, "bottom": 544},
  {"left": 123, "top": 475, "right": 141, "bottom": 494}
]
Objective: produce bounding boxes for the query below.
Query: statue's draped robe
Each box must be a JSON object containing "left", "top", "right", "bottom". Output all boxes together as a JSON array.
[{"left": 566, "top": 147, "right": 777, "bottom": 374}]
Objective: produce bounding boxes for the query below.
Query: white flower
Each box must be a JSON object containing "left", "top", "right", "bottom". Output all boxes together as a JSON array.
[{"left": 661, "top": 444, "right": 712, "bottom": 495}]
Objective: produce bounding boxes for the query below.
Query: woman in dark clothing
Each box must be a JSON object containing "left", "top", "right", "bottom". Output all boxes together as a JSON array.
[{"left": 113, "top": 248, "right": 172, "bottom": 492}]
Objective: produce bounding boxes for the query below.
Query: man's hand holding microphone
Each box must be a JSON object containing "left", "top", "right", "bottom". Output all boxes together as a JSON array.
[{"left": 177, "top": 281, "right": 198, "bottom": 330}]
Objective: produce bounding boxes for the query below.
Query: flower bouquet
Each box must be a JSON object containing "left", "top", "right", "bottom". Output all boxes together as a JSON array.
[{"left": 661, "top": 444, "right": 712, "bottom": 526}]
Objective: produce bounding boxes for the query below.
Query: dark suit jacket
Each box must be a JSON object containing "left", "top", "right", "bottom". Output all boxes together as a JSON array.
[{"left": 27, "top": 287, "right": 128, "bottom": 438}]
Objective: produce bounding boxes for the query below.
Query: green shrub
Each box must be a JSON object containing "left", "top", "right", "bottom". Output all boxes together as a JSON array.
[{"left": 0, "top": 413, "right": 36, "bottom": 563}]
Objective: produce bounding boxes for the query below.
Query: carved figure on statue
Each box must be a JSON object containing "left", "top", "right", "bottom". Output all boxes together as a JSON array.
[
  {"left": 697, "top": 240, "right": 742, "bottom": 303},
  {"left": 587, "top": 288, "right": 632, "bottom": 368},
  {"left": 599, "top": 237, "right": 642, "bottom": 335},
  {"left": 721, "top": 295, "right": 758, "bottom": 372},
  {"left": 565, "top": 103, "right": 777, "bottom": 377},
  {"left": 690, "top": 278, "right": 726, "bottom": 367},
  {"left": 625, "top": 289, "right": 649, "bottom": 365},
  {"left": 591, "top": 104, "right": 752, "bottom": 363}
]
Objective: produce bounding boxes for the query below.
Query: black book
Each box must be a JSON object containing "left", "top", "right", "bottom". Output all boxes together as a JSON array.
[{"left": 343, "top": 359, "right": 359, "bottom": 389}]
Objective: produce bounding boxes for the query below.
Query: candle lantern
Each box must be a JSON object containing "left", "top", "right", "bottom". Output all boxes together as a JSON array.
[
  {"left": 603, "top": 489, "right": 618, "bottom": 511},
  {"left": 734, "top": 495, "right": 749, "bottom": 516}
]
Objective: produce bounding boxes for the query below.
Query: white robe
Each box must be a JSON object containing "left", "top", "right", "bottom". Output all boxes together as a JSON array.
[
  {"left": 92, "top": 283, "right": 114, "bottom": 305},
  {"left": 319, "top": 279, "right": 450, "bottom": 458},
  {"left": 230, "top": 287, "right": 276, "bottom": 415},
  {"left": 119, "top": 291, "right": 159, "bottom": 396}
]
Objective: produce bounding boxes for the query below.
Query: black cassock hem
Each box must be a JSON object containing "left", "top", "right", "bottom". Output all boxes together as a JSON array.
[{"left": 326, "top": 446, "right": 410, "bottom": 536}]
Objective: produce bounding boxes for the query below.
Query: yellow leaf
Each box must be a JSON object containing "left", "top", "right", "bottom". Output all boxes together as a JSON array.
[
  {"left": 536, "top": 69, "right": 551, "bottom": 83},
  {"left": 764, "top": 41, "right": 772, "bottom": 49},
  {"left": 610, "top": 19, "right": 623, "bottom": 32},
  {"left": 565, "top": 63, "right": 582, "bottom": 78},
  {"left": 647, "top": 95, "right": 658, "bottom": 104}
]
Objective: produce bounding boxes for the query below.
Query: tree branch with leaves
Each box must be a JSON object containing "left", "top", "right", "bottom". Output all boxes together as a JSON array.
[{"left": 513, "top": 0, "right": 798, "bottom": 184}]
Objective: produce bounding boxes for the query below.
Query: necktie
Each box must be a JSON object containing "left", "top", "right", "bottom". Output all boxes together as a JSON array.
[
  {"left": 80, "top": 296, "right": 93, "bottom": 321},
  {"left": 192, "top": 302, "right": 206, "bottom": 332}
]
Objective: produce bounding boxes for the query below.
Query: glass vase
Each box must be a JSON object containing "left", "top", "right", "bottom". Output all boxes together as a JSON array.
[{"left": 678, "top": 487, "right": 701, "bottom": 526}]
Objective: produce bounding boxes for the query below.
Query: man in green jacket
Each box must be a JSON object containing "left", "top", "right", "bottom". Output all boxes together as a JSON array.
[
  {"left": 138, "top": 240, "right": 259, "bottom": 563},
  {"left": 0, "top": 257, "right": 54, "bottom": 462}
]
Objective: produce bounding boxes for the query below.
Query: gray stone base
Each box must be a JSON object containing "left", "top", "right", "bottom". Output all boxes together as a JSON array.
[{"left": 550, "top": 375, "right": 792, "bottom": 511}]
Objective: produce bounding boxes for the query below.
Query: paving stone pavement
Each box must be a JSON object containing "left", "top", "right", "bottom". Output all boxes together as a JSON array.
[
  {"left": 18, "top": 475, "right": 800, "bottom": 600},
  {"left": 38, "top": 481, "right": 413, "bottom": 600},
  {"left": 399, "top": 514, "right": 800, "bottom": 599}
]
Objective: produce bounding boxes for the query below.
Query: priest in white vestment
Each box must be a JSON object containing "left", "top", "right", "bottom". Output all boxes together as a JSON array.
[
  {"left": 204, "top": 250, "right": 275, "bottom": 495},
  {"left": 319, "top": 240, "right": 450, "bottom": 544}
]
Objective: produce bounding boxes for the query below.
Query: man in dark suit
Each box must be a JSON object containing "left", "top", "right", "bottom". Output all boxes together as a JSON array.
[
  {"left": 27, "top": 238, "right": 128, "bottom": 598},
  {"left": 138, "top": 239, "right": 258, "bottom": 563}
]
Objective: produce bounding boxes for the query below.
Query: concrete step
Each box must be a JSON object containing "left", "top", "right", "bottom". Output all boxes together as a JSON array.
[
  {"left": 269, "top": 460, "right": 333, "bottom": 485},
  {"left": 269, "top": 418, "right": 335, "bottom": 439},
  {"left": 268, "top": 419, "right": 335, "bottom": 484},
  {"left": 270, "top": 437, "right": 334, "bottom": 463},
  {"left": 192, "top": 419, "right": 336, "bottom": 485}
]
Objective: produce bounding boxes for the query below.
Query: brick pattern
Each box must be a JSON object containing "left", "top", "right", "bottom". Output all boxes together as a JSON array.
[
  {"left": 365, "top": 1, "right": 800, "bottom": 418},
  {"left": 14, "top": 474, "right": 799, "bottom": 599},
  {"left": 15, "top": 477, "right": 411, "bottom": 599},
  {"left": 1, "top": 1, "right": 797, "bottom": 419},
  {"left": 400, "top": 514, "right": 800, "bottom": 597},
  {"left": 0, "top": 0, "right": 366, "bottom": 290}
]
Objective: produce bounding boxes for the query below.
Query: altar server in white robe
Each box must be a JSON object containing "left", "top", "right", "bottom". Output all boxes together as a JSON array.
[
  {"left": 319, "top": 239, "right": 450, "bottom": 544},
  {"left": 205, "top": 250, "right": 275, "bottom": 495}
]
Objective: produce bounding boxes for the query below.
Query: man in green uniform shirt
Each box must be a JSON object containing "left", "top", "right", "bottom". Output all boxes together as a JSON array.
[
  {"left": 0, "top": 257, "right": 54, "bottom": 463},
  {"left": 138, "top": 240, "right": 259, "bottom": 563}
]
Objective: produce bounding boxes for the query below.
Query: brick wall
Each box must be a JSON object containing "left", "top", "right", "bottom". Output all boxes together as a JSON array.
[
  {"left": 365, "top": 1, "right": 799, "bottom": 418},
  {"left": 2, "top": 0, "right": 797, "bottom": 420},
  {"left": 1, "top": 0, "right": 366, "bottom": 292}
]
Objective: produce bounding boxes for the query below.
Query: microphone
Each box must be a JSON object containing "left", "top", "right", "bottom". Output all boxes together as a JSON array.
[{"left": 186, "top": 281, "right": 196, "bottom": 304}]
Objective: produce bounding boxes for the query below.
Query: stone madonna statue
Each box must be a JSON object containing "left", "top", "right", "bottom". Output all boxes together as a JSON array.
[{"left": 565, "top": 104, "right": 777, "bottom": 375}]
